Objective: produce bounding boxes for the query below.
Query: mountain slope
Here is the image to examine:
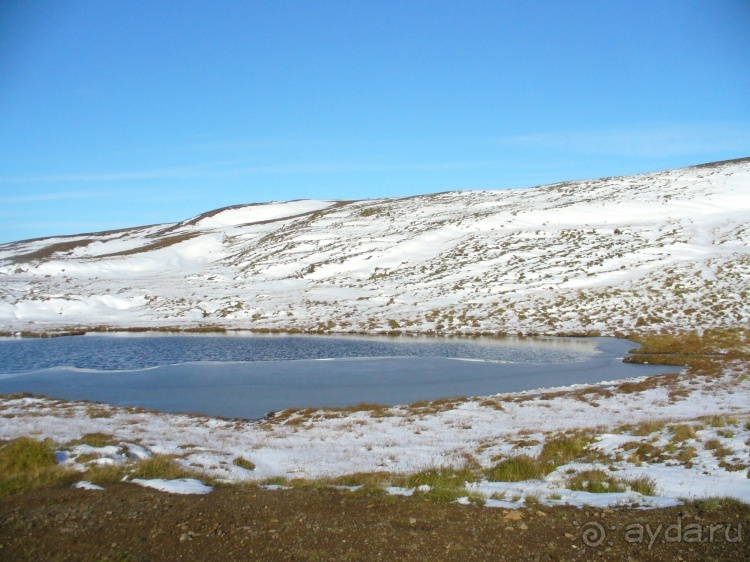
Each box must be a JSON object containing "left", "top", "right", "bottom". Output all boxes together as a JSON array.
[{"left": 1, "top": 158, "right": 749, "bottom": 335}]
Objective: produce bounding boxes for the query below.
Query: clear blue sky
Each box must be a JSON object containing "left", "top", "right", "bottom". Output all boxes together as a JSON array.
[{"left": 1, "top": 0, "right": 749, "bottom": 243}]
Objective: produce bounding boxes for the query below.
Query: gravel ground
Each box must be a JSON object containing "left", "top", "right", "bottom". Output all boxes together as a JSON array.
[{"left": 1, "top": 483, "right": 749, "bottom": 561}]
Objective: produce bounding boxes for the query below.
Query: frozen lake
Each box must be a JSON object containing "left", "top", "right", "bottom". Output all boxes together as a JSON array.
[{"left": 0, "top": 333, "right": 675, "bottom": 419}]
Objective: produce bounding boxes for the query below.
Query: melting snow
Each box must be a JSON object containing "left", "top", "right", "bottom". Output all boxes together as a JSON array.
[{"left": 130, "top": 478, "right": 213, "bottom": 495}]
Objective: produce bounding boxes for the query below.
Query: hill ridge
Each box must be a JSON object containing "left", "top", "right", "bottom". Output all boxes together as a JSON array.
[{"left": 1, "top": 157, "right": 748, "bottom": 335}]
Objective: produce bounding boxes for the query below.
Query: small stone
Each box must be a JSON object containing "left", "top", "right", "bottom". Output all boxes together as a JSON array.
[
  {"left": 504, "top": 511, "right": 523, "bottom": 521},
  {"left": 564, "top": 533, "right": 574, "bottom": 539},
  {"left": 179, "top": 533, "right": 190, "bottom": 542},
  {"left": 409, "top": 518, "right": 417, "bottom": 525},
  {"left": 518, "top": 523, "right": 528, "bottom": 530},
  {"left": 504, "top": 526, "right": 515, "bottom": 532}
]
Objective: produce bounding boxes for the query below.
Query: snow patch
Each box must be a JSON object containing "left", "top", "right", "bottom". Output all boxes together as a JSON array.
[{"left": 130, "top": 478, "right": 213, "bottom": 495}]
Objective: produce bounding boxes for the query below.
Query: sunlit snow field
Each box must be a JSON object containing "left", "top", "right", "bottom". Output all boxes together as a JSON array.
[{"left": 0, "top": 160, "right": 748, "bottom": 508}]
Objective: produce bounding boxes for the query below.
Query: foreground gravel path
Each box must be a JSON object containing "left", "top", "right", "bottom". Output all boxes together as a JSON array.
[{"left": 1, "top": 483, "right": 749, "bottom": 561}]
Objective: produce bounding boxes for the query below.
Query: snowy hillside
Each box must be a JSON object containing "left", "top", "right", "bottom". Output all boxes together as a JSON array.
[{"left": 1, "top": 157, "right": 749, "bottom": 335}]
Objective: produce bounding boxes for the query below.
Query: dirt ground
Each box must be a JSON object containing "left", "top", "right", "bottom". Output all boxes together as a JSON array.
[{"left": 1, "top": 483, "right": 749, "bottom": 561}]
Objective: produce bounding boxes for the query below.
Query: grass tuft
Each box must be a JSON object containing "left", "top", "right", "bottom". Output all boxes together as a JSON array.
[
  {"left": 485, "top": 455, "right": 545, "bottom": 482},
  {"left": 128, "top": 455, "right": 204, "bottom": 481},
  {"left": 567, "top": 470, "right": 656, "bottom": 495},
  {"left": 670, "top": 424, "right": 697, "bottom": 443},
  {"left": 404, "top": 465, "right": 478, "bottom": 489},
  {"left": 538, "top": 433, "right": 593, "bottom": 466},
  {"left": 0, "top": 437, "right": 75, "bottom": 496},
  {"left": 233, "top": 457, "right": 256, "bottom": 471},
  {"left": 404, "top": 465, "right": 477, "bottom": 503},
  {"left": 567, "top": 470, "right": 624, "bottom": 493},
  {"left": 622, "top": 475, "right": 656, "bottom": 496},
  {"left": 331, "top": 471, "right": 394, "bottom": 488},
  {"left": 68, "top": 433, "right": 119, "bottom": 448},
  {"left": 673, "top": 446, "right": 698, "bottom": 468},
  {"left": 421, "top": 485, "right": 469, "bottom": 503},
  {"left": 692, "top": 496, "right": 749, "bottom": 511},
  {"left": 629, "top": 419, "right": 669, "bottom": 436},
  {"left": 85, "top": 464, "right": 128, "bottom": 485}
]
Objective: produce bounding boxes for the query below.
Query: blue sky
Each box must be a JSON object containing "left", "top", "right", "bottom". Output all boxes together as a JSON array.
[{"left": 1, "top": 0, "right": 749, "bottom": 243}]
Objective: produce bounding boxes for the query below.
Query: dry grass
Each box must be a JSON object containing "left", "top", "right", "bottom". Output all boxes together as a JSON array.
[
  {"left": 669, "top": 424, "right": 697, "bottom": 443},
  {"left": 485, "top": 455, "right": 545, "bottom": 482},
  {"left": 485, "top": 431, "right": 599, "bottom": 483},
  {"left": 704, "top": 439, "right": 732, "bottom": 460},
  {"left": 570, "top": 387, "right": 613, "bottom": 401},
  {"left": 403, "top": 396, "right": 468, "bottom": 416},
  {"left": 267, "top": 403, "right": 394, "bottom": 426},
  {"left": 10, "top": 239, "right": 95, "bottom": 264},
  {"left": 705, "top": 415, "right": 739, "bottom": 428},
  {"left": 622, "top": 475, "right": 657, "bottom": 496},
  {"left": 625, "top": 442, "right": 668, "bottom": 464},
  {"left": 630, "top": 329, "right": 749, "bottom": 356},
  {"left": 401, "top": 465, "right": 478, "bottom": 503},
  {"left": 84, "top": 463, "right": 130, "bottom": 485},
  {"left": 567, "top": 470, "right": 625, "bottom": 493},
  {"left": 0, "top": 437, "right": 76, "bottom": 496},
  {"left": 566, "top": 470, "right": 656, "bottom": 495},
  {"left": 128, "top": 455, "right": 206, "bottom": 481},
  {"left": 624, "top": 419, "right": 669, "bottom": 436},
  {"left": 256, "top": 468, "right": 481, "bottom": 503},
  {"left": 232, "top": 457, "right": 256, "bottom": 471},
  {"left": 93, "top": 232, "right": 199, "bottom": 259},
  {"left": 85, "top": 405, "right": 113, "bottom": 419},
  {"left": 673, "top": 446, "right": 698, "bottom": 469},
  {"left": 538, "top": 432, "right": 593, "bottom": 466},
  {"left": 330, "top": 471, "right": 395, "bottom": 488},
  {"left": 67, "top": 433, "right": 119, "bottom": 448}
]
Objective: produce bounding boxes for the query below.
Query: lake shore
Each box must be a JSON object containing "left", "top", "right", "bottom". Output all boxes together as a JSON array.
[{"left": 2, "top": 331, "right": 749, "bottom": 508}]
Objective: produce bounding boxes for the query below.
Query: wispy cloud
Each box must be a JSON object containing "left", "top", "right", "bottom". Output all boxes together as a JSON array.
[
  {"left": 502, "top": 123, "right": 750, "bottom": 158},
  {"left": 227, "top": 160, "right": 487, "bottom": 175},
  {"left": 0, "top": 190, "right": 200, "bottom": 207},
  {"left": 0, "top": 161, "right": 240, "bottom": 185},
  {"left": 0, "top": 191, "right": 112, "bottom": 203},
  {"left": 0, "top": 159, "right": 487, "bottom": 186},
  {"left": 0, "top": 221, "right": 116, "bottom": 231}
]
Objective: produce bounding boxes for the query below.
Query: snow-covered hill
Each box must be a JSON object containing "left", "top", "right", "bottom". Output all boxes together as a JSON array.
[{"left": 1, "top": 157, "right": 749, "bottom": 335}]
